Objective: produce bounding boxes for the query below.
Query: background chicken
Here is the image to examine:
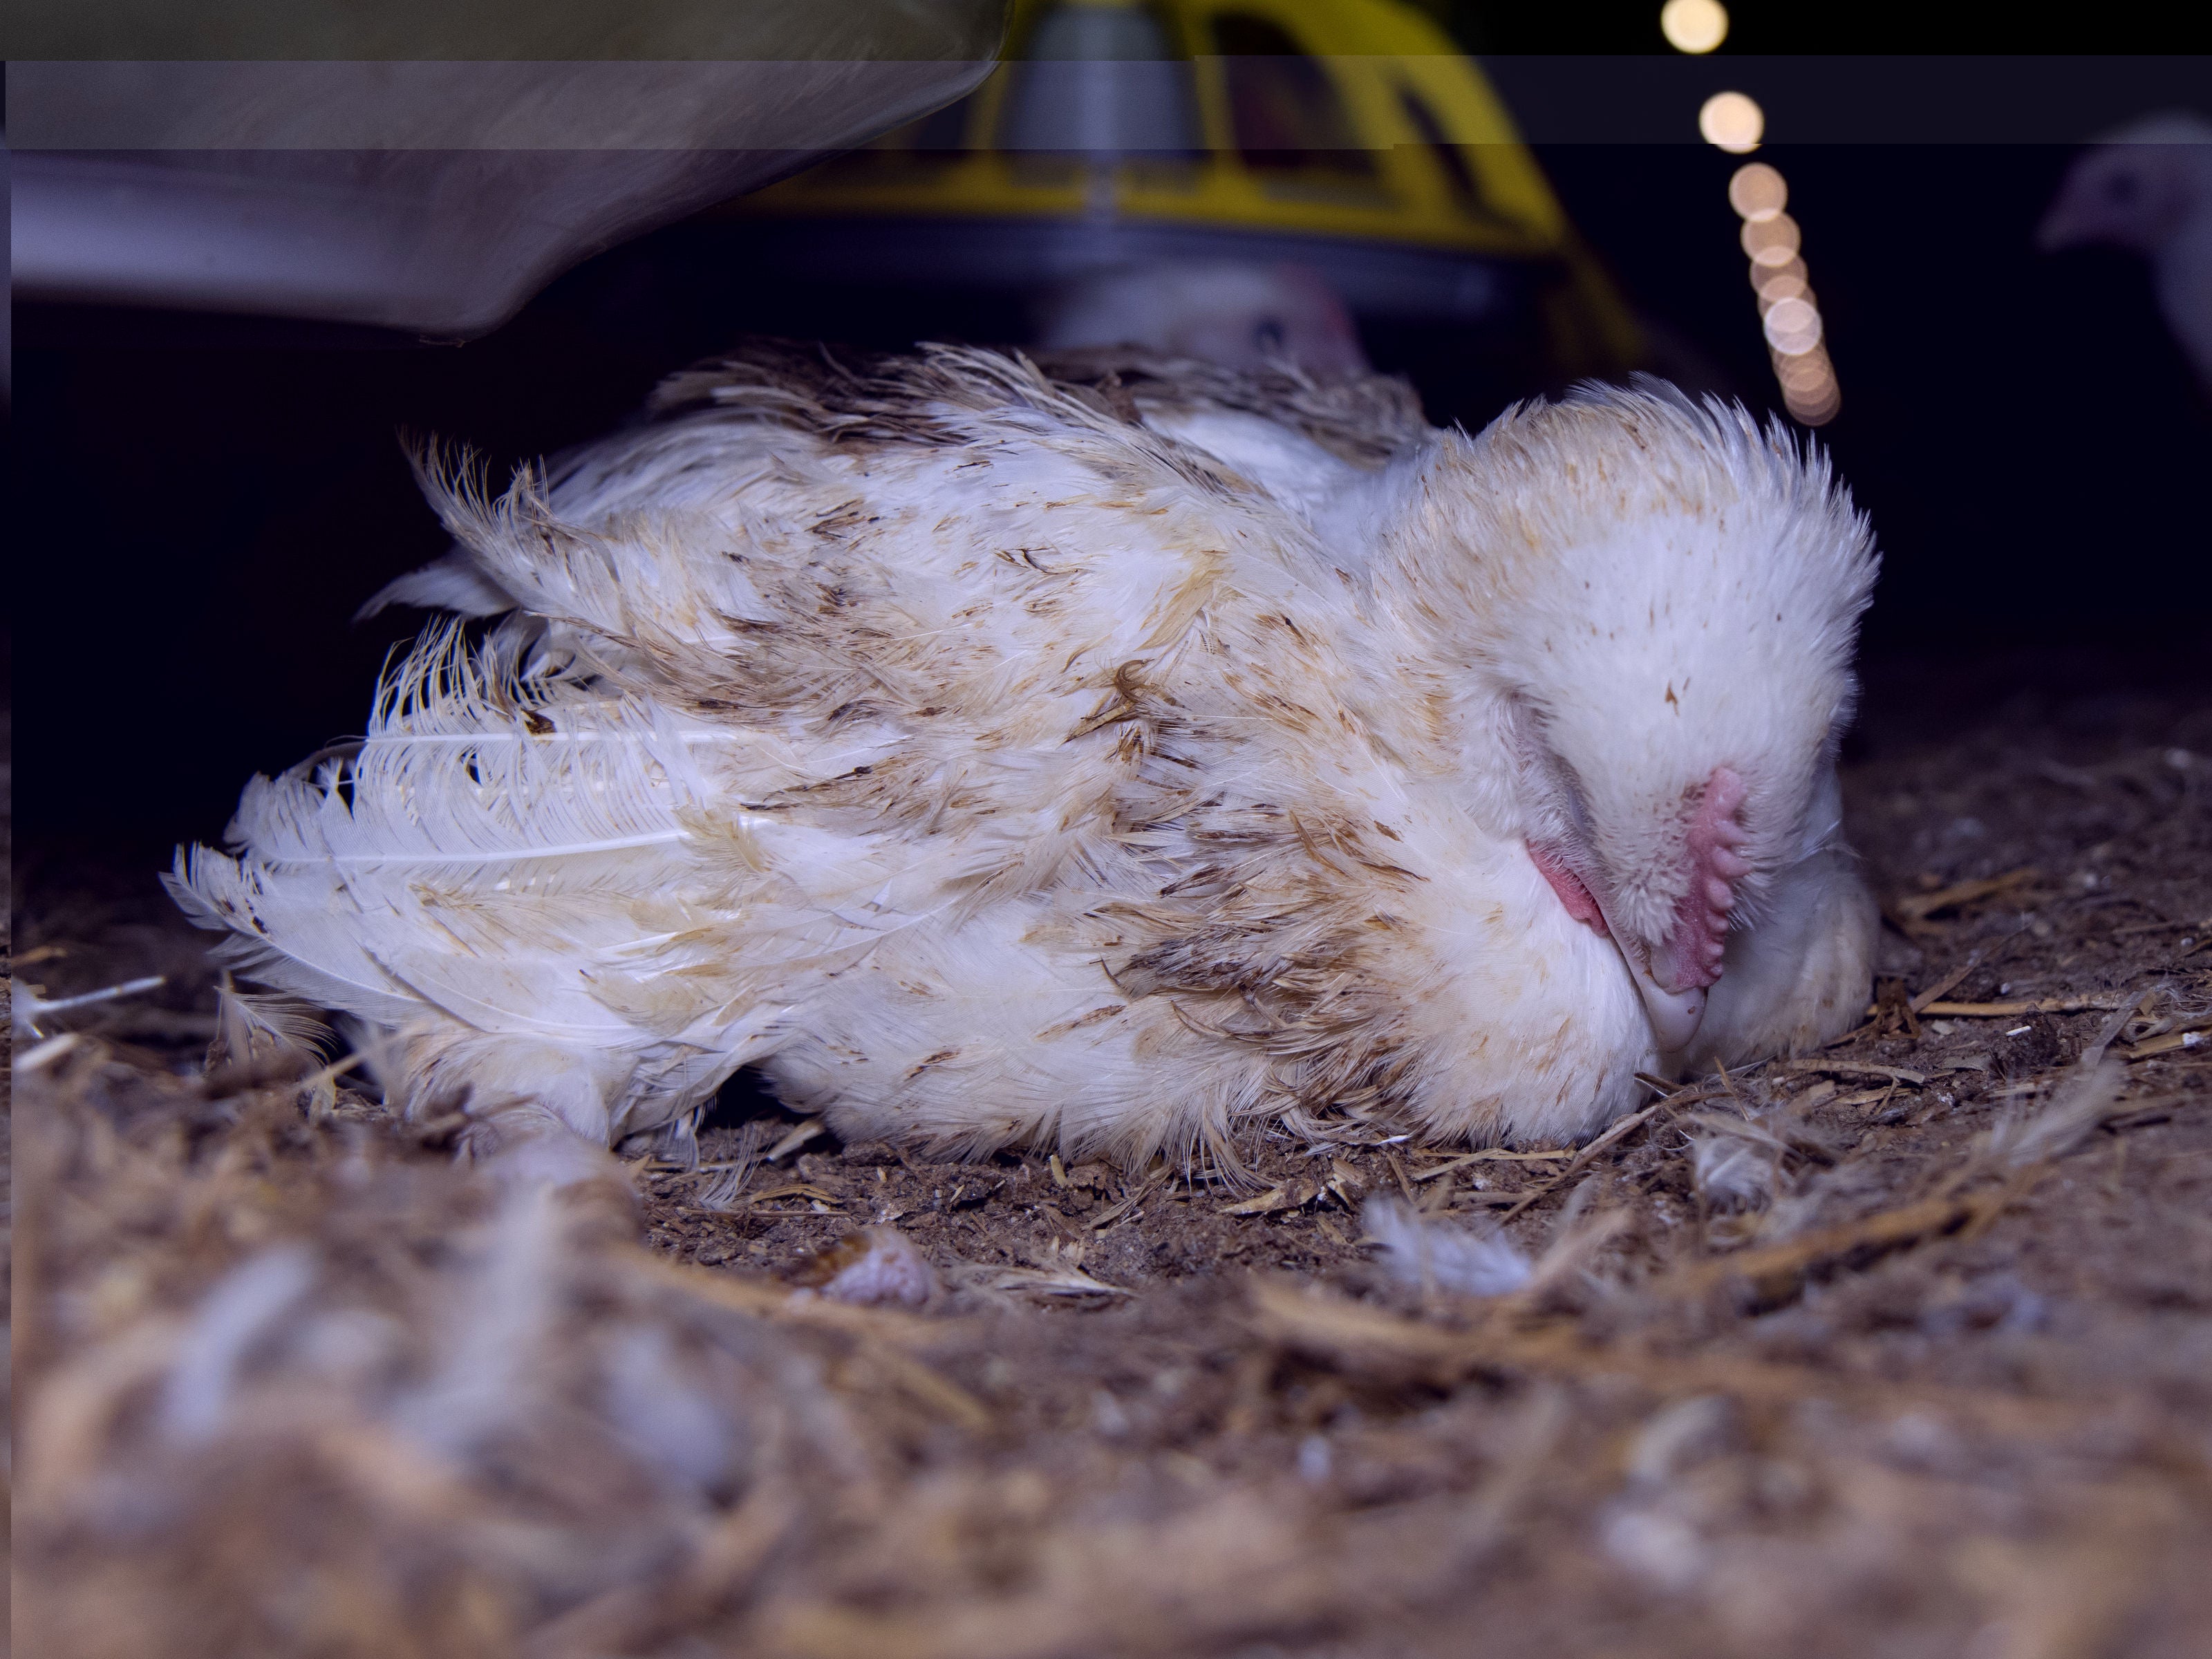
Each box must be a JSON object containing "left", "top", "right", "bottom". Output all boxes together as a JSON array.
[
  {"left": 2040, "top": 112, "right": 2212, "bottom": 393},
  {"left": 171, "top": 346, "right": 1879, "bottom": 1172},
  {"left": 1035, "top": 261, "right": 1372, "bottom": 379}
]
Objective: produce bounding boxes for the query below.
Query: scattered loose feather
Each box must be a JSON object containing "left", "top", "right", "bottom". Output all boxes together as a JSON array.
[
  {"left": 160, "top": 1246, "right": 319, "bottom": 1445},
  {"left": 791, "top": 1226, "right": 940, "bottom": 1309},
  {"left": 1689, "top": 1130, "right": 1782, "bottom": 1211},
  {"left": 1980, "top": 1059, "right": 2129, "bottom": 1172},
  {"left": 1361, "top": 1198, "right": 1531, "bottom": 1298},
  {"left": 12, "top": 973, "right": 167, "bottom": 1040}
]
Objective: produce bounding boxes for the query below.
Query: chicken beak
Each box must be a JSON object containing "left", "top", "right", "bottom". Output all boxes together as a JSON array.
[
  {"left": 1622, "top": 944, "right": 1708, "bottom": 1054},
  {"left": 1528, "top": 836, "right": 1714, "bottom": 1054},
  {"left": 1595, "top": 897, "right": 1709, "bottom": 1054}
]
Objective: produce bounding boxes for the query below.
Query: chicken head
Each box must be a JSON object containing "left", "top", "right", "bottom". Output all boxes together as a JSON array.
[{"left": 1375, "top": 380, "right": 1880, "bottom": 1062}]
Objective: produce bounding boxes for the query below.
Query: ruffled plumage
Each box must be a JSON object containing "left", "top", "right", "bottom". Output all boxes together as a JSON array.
[{"left": 171, "top": 343, "right": 1880, "bottom": 1172}]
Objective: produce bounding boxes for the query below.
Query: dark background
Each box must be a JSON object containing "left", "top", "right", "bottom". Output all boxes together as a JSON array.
[
  {"left": 1434, "top": 0, "right": 2209, "bottom": 55},
  {"left": 11, "top": 33, "right": 2211, "bottom": 872}
]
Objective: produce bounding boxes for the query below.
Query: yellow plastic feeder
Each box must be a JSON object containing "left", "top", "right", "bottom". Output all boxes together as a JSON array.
[{"left": 715, "top": 0, "right": 1642, "bottom": 383}]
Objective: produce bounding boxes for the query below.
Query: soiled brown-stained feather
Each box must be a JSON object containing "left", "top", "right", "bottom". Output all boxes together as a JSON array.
[{"left": 650, "top": 339, "right": 1429, "bottom": 472}]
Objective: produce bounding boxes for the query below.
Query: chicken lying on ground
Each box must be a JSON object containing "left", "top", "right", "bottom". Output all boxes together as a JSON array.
[{"left": 170, "top": 344, "right": 1880, "bottom": 1174}]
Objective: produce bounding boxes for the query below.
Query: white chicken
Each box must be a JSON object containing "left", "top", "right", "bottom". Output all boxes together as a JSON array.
[
  {"left": 2039, "top": 113, "right": 2212, "bottom": 393},
  {"left": 169, "top": 344, "right": 1879, "bottom": 1172},
  {"left": 1035, "top": 261, "right": 1371, "bottom": 378}
]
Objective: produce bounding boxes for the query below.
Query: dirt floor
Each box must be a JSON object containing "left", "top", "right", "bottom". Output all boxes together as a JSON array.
[{"left": 10, "top": 664, "right": 2211, "bottom": 1659}]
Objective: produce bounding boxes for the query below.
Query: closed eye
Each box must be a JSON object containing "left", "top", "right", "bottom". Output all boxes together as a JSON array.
[
  {"left": 1521, "top": 720, "right": 1595, "bottom": 844},
  {"left": 1503, "top": 696, "right": 1600, "bottom": 870},
  {"left": 1550, "top": 753, "right": 1596, "bottom": 842},
  {"left": 1522, "top": 744, "right": 1607, "bottom": 895}
]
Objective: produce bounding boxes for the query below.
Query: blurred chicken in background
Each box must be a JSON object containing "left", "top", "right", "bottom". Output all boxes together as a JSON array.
[
  {"left": 1035, "top": 259, "right": 1370, "bottom": 375},
  {"left": 2040, "top": 113, "right": 2212, "bottom": 393},
  {"left": 719, "top": 0, "right": 1644, "bottom": 429}
]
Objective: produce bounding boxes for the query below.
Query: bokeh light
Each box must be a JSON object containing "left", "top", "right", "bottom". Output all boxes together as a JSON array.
[
  {"left": 1755, "top": 272, "right": 1811, "bottom": 309},
  {"left": 1741, "top": 212, "right": 1801, "bottom": 263},
  {"left": 1751, "top": 254, "right": 1808, "bottom": 292},
  {"left": 1778, "top": 344, "right": 1840, "bottom": 423},
  {"left": 1762, "top": 298, "right": 1823, "bottom": 353},
  {"left": 1725, "top": 160, "right": 1838, "bottom": 425},
  {"left": 1660, "top": 0, "right": 1730, "bottom": 53},
  {"left": 1698, "top": 92, "right": 1764, "bottom": 153},
  {"left": 1786, "top": 388, "right": 1839, "bottom": 424},
  {"left": 1727, "top": 162, "right": 1786, "bottom": 222}
]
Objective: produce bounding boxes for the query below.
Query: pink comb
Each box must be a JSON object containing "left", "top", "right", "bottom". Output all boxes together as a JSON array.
[{"left": 1656, "top": 766, "right": 1748, "bottom": 993}]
